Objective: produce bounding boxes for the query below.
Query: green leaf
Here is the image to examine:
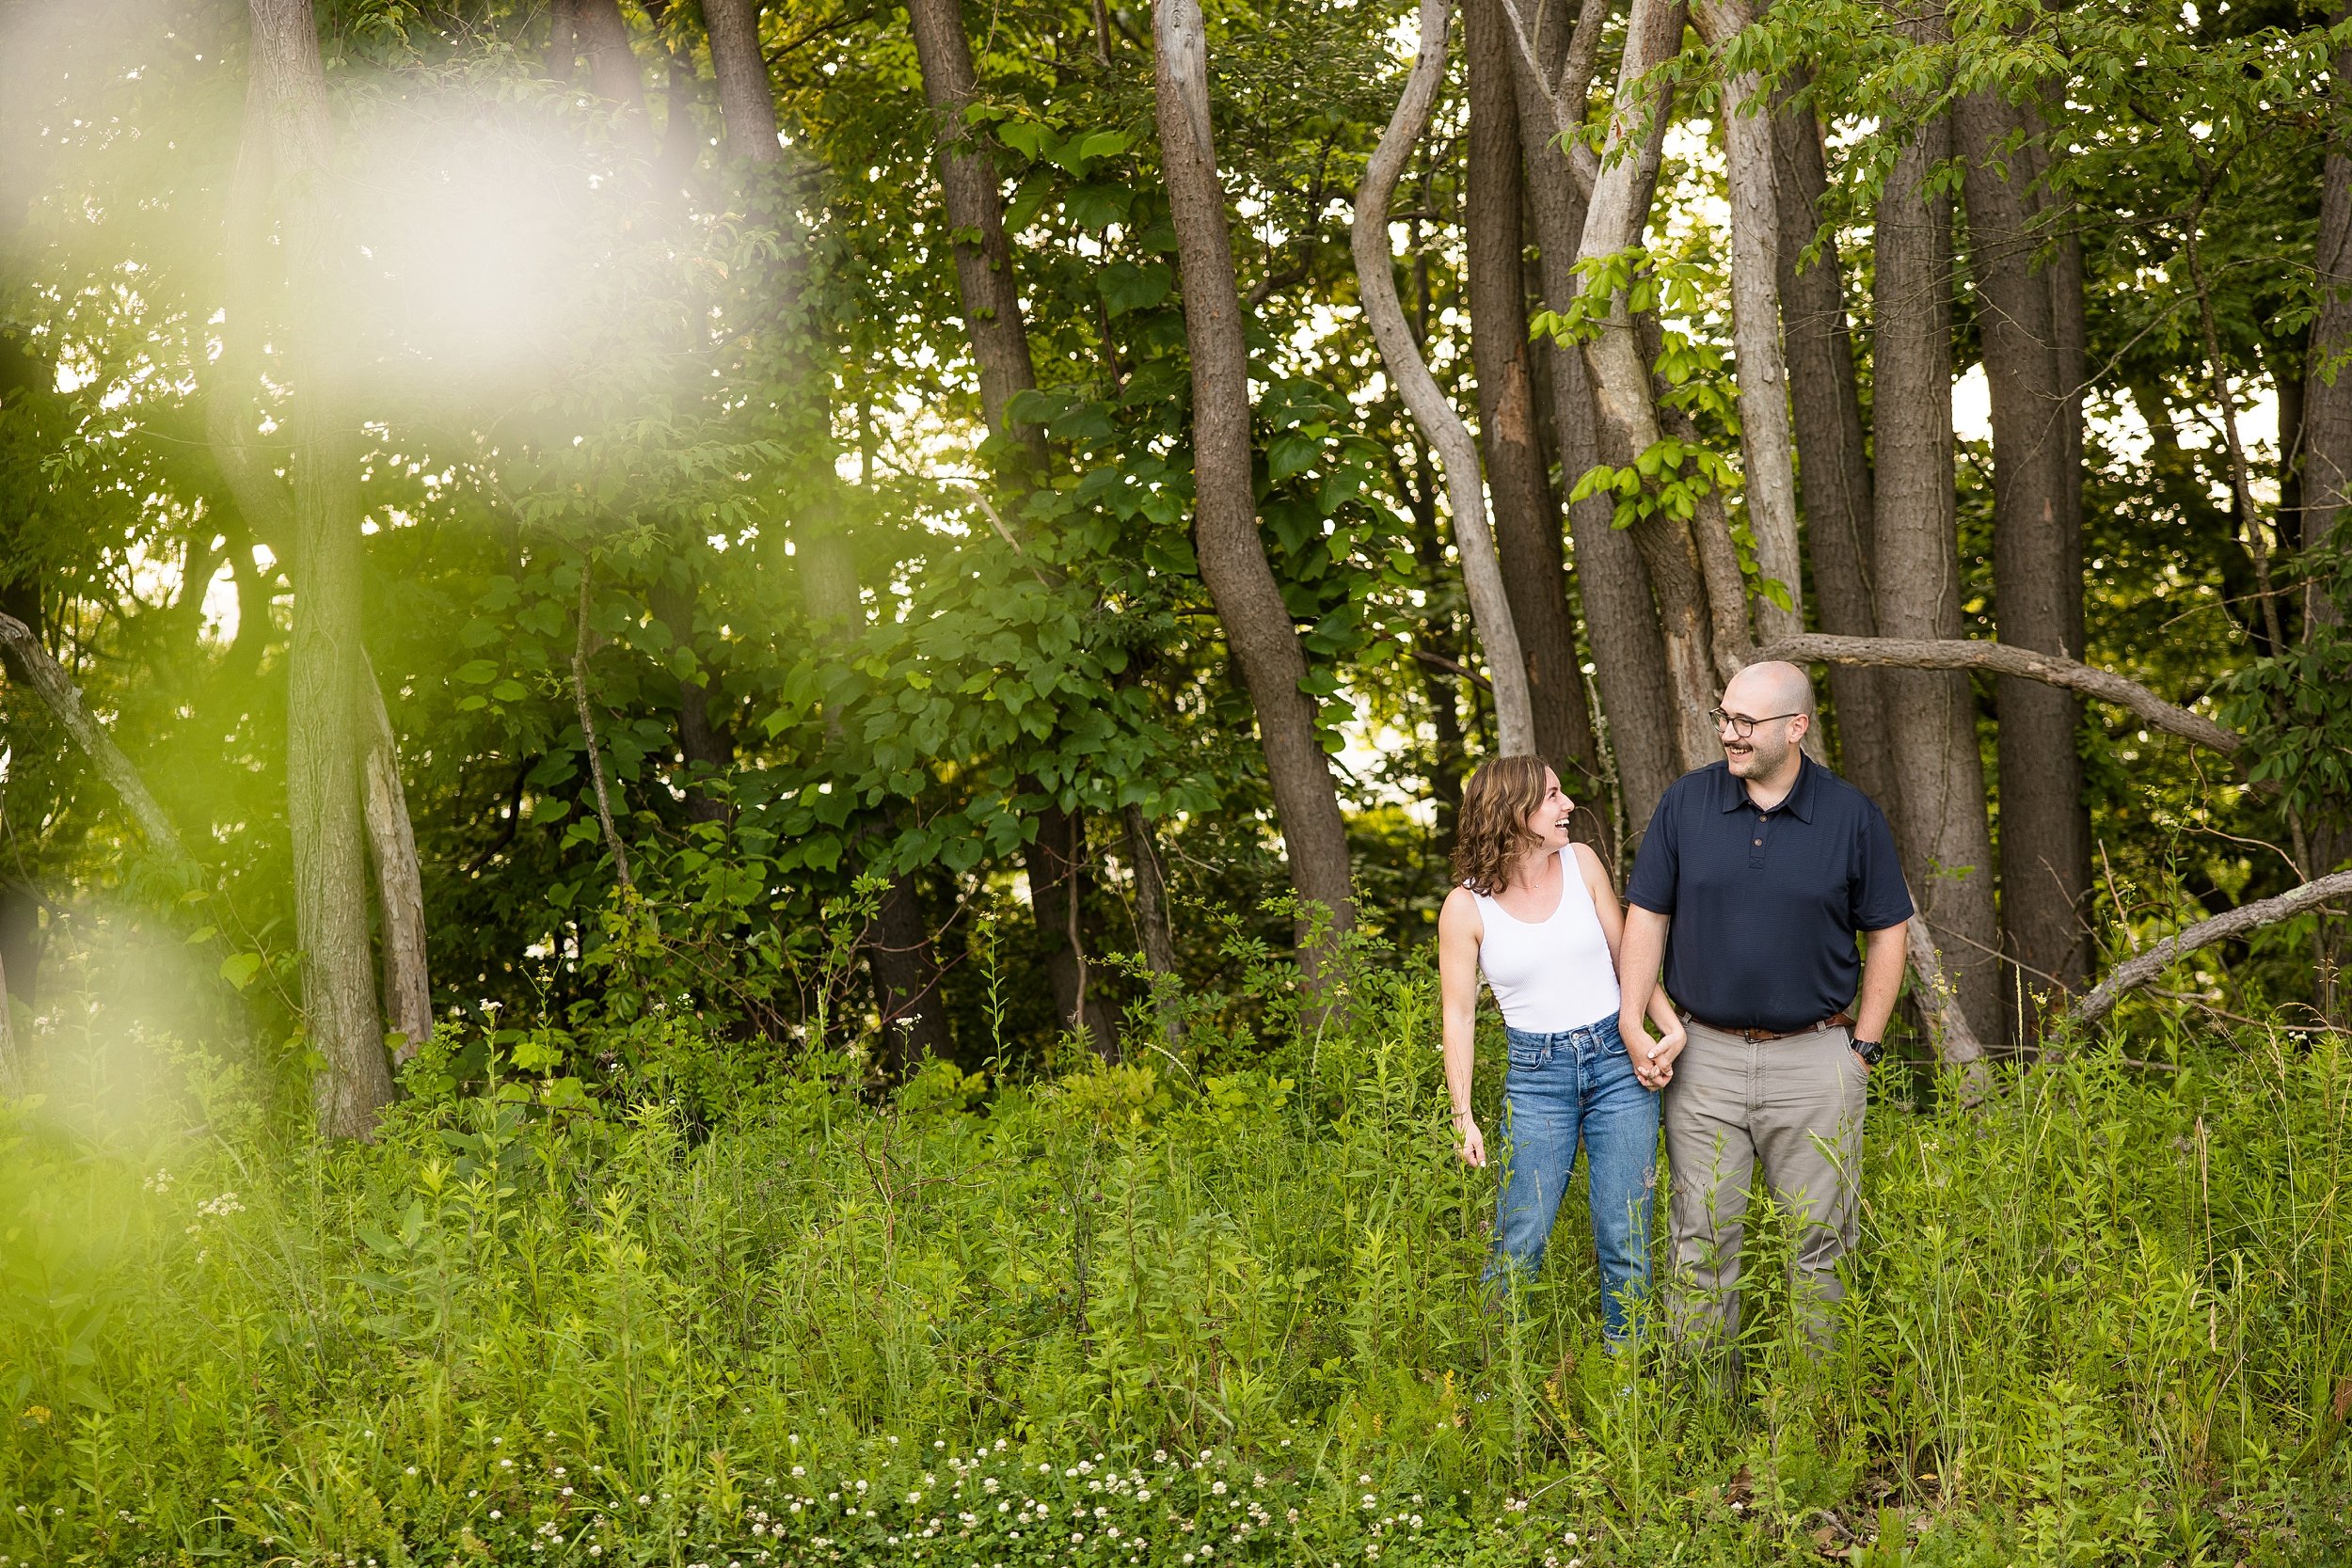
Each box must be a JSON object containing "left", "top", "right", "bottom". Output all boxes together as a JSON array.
[
  {"left": 454, "top": 659, "right": 499, "bottom": 685},
  {"left": 219, "top": 952, "right": 263, "bottom": 991}
]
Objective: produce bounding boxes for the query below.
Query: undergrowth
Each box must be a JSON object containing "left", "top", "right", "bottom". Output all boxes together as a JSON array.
[{"left": 2, "top": 948, "right": 2348, "bottom": 1566}]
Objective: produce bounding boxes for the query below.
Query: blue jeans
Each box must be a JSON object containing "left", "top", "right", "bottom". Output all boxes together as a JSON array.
[{"left": 1486, "top": 1014, "right": 1661, "bottom": 1341}]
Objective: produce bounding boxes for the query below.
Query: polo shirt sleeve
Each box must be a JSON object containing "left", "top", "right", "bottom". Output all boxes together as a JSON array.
[
  {"left": 1624, "top": 786, "right": 1679, "bottom": 914},
  {"left": 1851, "top": 800, "right": 1915, "bottom": 931}
]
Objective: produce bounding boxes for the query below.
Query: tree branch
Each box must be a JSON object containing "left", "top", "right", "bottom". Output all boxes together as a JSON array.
[
  {"left": 0, "top": 612, "right": 189, "bottom": 864},
  {"left": 2067, "top": 870, "right": 2352, "bottom": 1027},
  {"left": 1753, "top": 633, "right": 2240, "bottom": 756}
]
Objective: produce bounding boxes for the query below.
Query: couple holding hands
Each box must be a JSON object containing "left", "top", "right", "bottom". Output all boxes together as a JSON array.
[{"left": 1438, "top": 660, "right": 1915, "bottom": 1350}]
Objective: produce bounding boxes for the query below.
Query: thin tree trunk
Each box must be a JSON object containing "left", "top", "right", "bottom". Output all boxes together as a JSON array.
[
  {"left": 1359, "top": 0, "right": 1536, "bottom": 757},
  {"left": 908, "top": 0, "right": 1125, "bottom": 1039},
  {"left": 1957, "top": 87, "right": 2092, "bottom": 1021},
  {"left": 1770, "top": 72, "right": 1900, "bottom": 812},
  {"left": 1691, "top": 0, "right": 1803, "bottom": 644},
  {"left": 1573, "top": 0, "right": 1725, "bottom": 769},
  {"left": 707, "top": 0, "right": 956, "bottom": 1057},
  {"left": 1464, "top": 0, "right": 1599, "bottom": 789},
  {"left": 0, "top": 612, "right": 189, "bottom": 863},
  {"left": 649, "top": 579, "right": 732, "bottom": 823},
  {"left": 569, "top": 565, "right": 635, "bottom": 895},
  {"left": 873, "top": 874, "right": 951, "bottom": 1072},
  {"left": 0, "top": 940, "right": 17, "bottom": 1098},
  {"left": 248, "top": 0, "right": 390, "bottom": 1138},
  {"left": 1869, "top": 92, "right": 2001, "bottom": 1048},
  {"left": 906, "top": 0, "right": 1050, "bottom": 471},
  {"left": 1120, "top": 803, "right": 1184, "bottom": 1046},
  {"left": 1030, "top": 803, "right": 1122, "bottom": 1053},
  {"left": 1152, "top": 0, "right": 1357, "bottom": 950},
  {"left": 1511, "top": 0, "right": 1681, "bottom": 839},
  {"left": 362, "top": 663, "right": 433, "bottom": 1061},
  {"left": 2305, "top": 15, "right": 2352, "bottom": 1015},
  {"left": 2310, "top": 14, "right": 2352, "bottom": 614}
]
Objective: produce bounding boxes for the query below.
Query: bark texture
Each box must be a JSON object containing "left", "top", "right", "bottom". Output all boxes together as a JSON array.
[
  {"left": 1510, "top": 0, "right": 1680, "bottom": 838},
  {"left": 1574, "top": 0, "right": 1725, "bottom": 769},
  {"left": 1753, "top": 634, "right": 2236, "bottom": 755},
  {"left": 1152, "top": 0, "right": 1357, "bottom": 942},
  {"left": 1867, "top": 103, "right": 2002, "bottom": 1044},
  {"left": 1464, "top": 0, "right": 1597, "bottom": 784},
  {"left": 0, "top": 612, "right": 189, "bottom": 863},
  {"left": 1359, "top": 0, "right": 1535, "bottom": 756},
  {"left": 2068, "top": 870, "right": 2352, "bottom": 1028},
  {"left": 906, "top": 0, "right": 1050, "bottom": 470},
  {"left": 1770, "top": 76, "right": 1899, "bottom": 811},
  {"left": 910, "top": 0, "right": 1122, "bottom": 1040},
  {"left": 1956, "top": 87, "right": 2091, "bottom": 1015},
  {"left": 363, "top": 668, "right": 434, "bottom": 1060},
  {"left": 249, "top": 0, "right": 392, "bottom": 1137},
  {"left": 1691, "top": 0, "right": 1803, "bottom": 644},
  {"left": 2304, "top": 14, "right": 2352, "bottom": 625},
  {"left": 702, "top": 0, "right": 779, "bottom": 166},
  {"left": 1121, "top": 802, "right": 1184, "bottom": 1045}
]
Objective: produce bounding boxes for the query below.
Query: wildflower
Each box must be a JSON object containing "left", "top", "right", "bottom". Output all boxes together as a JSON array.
[{"left": 1211, "top": 1482, "right": 1227, "bottom": 1497}]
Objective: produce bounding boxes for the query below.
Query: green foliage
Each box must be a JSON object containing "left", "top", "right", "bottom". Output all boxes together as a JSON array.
[{"left": 3, "top": 958, "right": 2350, "bottom": 1566}]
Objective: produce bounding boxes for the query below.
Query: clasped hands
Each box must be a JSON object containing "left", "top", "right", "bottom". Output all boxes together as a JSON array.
[{"left": 1450, "top": 1017, "right": 1689, "bottom": 1166}]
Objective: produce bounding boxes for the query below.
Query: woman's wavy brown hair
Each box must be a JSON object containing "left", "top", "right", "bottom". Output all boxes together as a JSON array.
[{"left": 1452, "top": 754, "right": 1559, "bottom": 895}]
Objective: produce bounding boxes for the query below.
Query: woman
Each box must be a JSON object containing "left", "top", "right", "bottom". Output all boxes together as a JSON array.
[{"left": 1438, "top": 756, "right": 1684, "bottom": 1343}]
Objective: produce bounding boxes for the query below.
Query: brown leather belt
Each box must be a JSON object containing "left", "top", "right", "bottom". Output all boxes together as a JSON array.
[{"left": 1685, "top": 1009, "right": 1853, "bottom": 1043}]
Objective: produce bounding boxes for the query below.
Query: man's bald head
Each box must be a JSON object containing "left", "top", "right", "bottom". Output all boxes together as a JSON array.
[
  {"left": 1717, "top": 660, "right": 1815, "bottom": 784},
  {"left": 1724, "top": 660, "right": 1816, "bottom": 721}
]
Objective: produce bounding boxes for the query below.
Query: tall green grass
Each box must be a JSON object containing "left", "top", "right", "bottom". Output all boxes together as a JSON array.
[{"left": 1, "top": 959, "right": 2347, "bottom": 1566}]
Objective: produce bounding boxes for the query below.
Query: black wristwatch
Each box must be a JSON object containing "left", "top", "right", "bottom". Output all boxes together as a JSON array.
[{"left": 1851, "top": 1037, "right": 1884, "bottom": 1067}]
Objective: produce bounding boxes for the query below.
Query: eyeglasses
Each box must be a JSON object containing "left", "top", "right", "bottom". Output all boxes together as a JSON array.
[{"left": 1709, "top": 707, "right": 1803, "bottom": 739}]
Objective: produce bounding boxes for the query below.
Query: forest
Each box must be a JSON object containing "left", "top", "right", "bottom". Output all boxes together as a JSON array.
[{"left": 1, "top": 0, "right": 2349, "bottom": 1562}]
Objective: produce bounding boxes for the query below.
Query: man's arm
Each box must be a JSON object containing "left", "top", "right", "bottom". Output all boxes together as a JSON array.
[
  {"left": 1853, "top": 922, "right": 1909, "bottom": 1056},
  {"left": 1617, "top": 906, "right": 1681, "bottom": 1087}
]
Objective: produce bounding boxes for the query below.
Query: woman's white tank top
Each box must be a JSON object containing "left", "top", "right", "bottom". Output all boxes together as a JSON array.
[{"left": 1471, "top": 847, "right": 1622, "bottom": 1033}]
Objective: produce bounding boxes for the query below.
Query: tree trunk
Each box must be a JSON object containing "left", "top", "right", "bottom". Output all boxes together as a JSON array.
[
  {"left": 2306, "top": 17, "right": 2352, "bottom": 1016},
  {"left": 702, "top": 0, "right": 779, "bottom": 166},
  {"left": 1573, "top": 0, "right": 1724, "bottom": 770},
  {"left": 1029, "top": 803, "right": 1122, "bottom": 1054},
  {"left": 362, "top": 664, "right": 434, "bottom": 1061},
  {"left": 1869, "top": 97, "right": 2002, "bottom": 1048},
  {"left": 1770, "top": 73, "right": 1900, "bottom": 813},
  {"left": 1152, "top": 0, "right": 1357, "bottom": 947},
  {"left": 1957, "top": 87, "right": 2092, "bottom": 1022},
  {"left": 872, "top": 874, "right": 952, "bottom": 1073},
  {"left": 554, "top": 0, "right": 653, "bottom": 154},
  {"left": 1691, "top": 0, "right": 1804, "bottom": 644},
  {"left": 2311, "top": 17, "right": 2352, "bottom": 622},
  {"left": 1465, "top": 0, "right": 1599, "bottom": 791},
  {"left": 649, "top": 578, "right": 732, "bottom": 823},
  {"left": 1120, "top": 803, "right": 1184, "bottom": 1046},
  {"left": 905, "top": 0, "right": 1051, "bottom": 471},
  {"left": 1511, "top": 0, "right": 1680, "bottom": 840},
  {"left": 248, "top": 0, "right": 391, "bottom": 1138},
  {"left": 1358, "top": 0, "right": 1535, "bottom": 757},
  {"left": 908, "top": 0, "right": 1127, "bottom": 1037}
]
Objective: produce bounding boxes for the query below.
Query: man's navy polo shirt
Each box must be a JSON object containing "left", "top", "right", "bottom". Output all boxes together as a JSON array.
[{"left": 1624, "top": 757, "right": 1913, "bottom": 1034}]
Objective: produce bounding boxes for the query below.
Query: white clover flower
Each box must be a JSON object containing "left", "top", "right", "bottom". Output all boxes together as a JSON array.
[{"left": 1211, "top": 1481, "right": 1226, "bottom": 1497}]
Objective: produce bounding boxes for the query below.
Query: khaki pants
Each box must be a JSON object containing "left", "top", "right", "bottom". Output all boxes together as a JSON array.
[{"left": 1662, "top": 1017, "right": 1866, "bottom": 1354}]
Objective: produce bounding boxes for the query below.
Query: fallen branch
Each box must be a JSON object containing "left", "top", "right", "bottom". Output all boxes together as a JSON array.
[
  {"left": 1753, "top": 633, "right": 2240, "bottom": 757},
  {"left": 0, "top": 611, "right": 190, "bottom": 863},
  {"left": 2067, "top": 869, "right": 2352, "bottom": 1027}
]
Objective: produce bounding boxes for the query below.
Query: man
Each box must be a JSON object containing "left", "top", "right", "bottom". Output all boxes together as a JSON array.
[{"left": 1615, "top": 660, "right": 1910, "bottom": 1354}]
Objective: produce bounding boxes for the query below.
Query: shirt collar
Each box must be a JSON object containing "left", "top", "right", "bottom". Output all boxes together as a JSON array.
[{"left": 1716, "top": 753, "right": 1817, "bottom": 822}]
